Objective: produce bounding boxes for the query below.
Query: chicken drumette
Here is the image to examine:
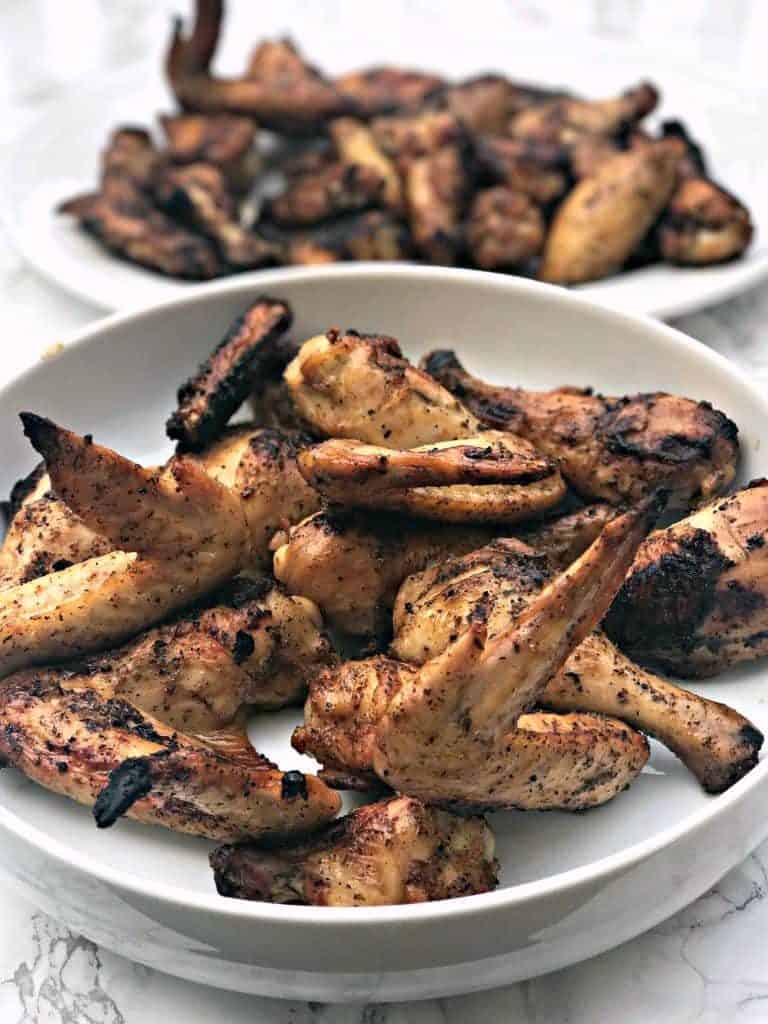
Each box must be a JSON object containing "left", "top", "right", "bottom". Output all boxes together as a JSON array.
[{"left": 423, "top": 349, "right": 738, "bottom": 507}]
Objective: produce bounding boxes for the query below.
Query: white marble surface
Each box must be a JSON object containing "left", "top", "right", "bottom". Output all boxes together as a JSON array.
[{"left": 3, "top": 1, "right": 768, "bottom": 1020}]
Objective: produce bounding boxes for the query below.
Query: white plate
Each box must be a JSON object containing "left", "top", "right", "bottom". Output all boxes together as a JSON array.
[
  {"left": 2, "top": 33, "right": 767, "bottom": 318},
  {"left": 1, "top": 265, "right": 768, "bottom": 1003}
]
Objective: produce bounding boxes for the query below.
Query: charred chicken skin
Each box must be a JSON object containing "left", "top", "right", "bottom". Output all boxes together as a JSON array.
[
  {"left": 294, "top": 505, "right": 654, "bottom": 809},
  {"left": 423, "top": 349, "right": 738, "bottom": 507},
  {"left": 0, "top": 670, "right": 340, "bottom": 840},
  {"left": 211, "top": 795, "right": 497, "bottom": 906},
  {"left": 606, "top": 480, "right": 768, "bottom": 677},
  {"left": 392, "top": 538, "right": 762, "bottom": 793}
]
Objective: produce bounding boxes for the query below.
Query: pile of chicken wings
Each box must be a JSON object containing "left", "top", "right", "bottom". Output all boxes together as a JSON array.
[
  {"left": 0, "top": 295, "right": 765, "bottom": 907},
  {"left": 59, "top": 0, "right": 752, "bottom": 283}
]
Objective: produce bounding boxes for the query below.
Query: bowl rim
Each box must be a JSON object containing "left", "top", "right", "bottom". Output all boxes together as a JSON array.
[{"left": 2, "top": 262, "right": 767, "bottom": 928}]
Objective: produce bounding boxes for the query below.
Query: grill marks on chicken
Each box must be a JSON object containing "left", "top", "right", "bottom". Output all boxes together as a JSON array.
[
  {"left": 392, "top": 537, "right": 762, "bottom": 792},
  {"left": 423, "top": 350, "right": 738, "bottom": 506},
  {"left": 295, "top": 506, "right": 655, "bottom": 809},
  {"left": 0, "top": 671, "right": 340, "bottom": 840},
  {"left": 606, "top": 481, "right": 768, "bottom": 677},
  {"left": 211, "top": 795, "right": 497, "bottom": 906},
  {"left": 167, "top": 296, "right": 293, "bottom": 450}
]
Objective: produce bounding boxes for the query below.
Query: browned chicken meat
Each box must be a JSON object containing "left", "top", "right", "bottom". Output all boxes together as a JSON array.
[
  {"left": 335, "top": 67, "right": 445, "bottom": 117},
  {"left": 166, "top": 1, "right": 348, "bottom": 133},
  {"left": 265, "top": 161, "right": 386, "bottom": 226},
  {"left": 152, "top": 162, "right": 276, "bottom": 269},
  {"left": 659, "top": 177, "right": 753, "bottom": 266},
  {"left": 0, "top": 670, "right": 340, "bottom": 840},
  {"left": 0, "top": 576, "right": 331, "bottom": 734},
  {"left": 295, "top": 505, "right": 654, "bottom": 808},
  {"left": 273, "top": 509, "right": 493, "bottom": 638},
  {"left": 440, "top": 74, "right": 526, "bottom": 135},
  {"left": 211, "top": 795, "right": 497, "bottom": 905},
  {"left": 159, "top": 112, "right": 258, "bottom": 193},
  {"left": 275, "top": 210, "right": 410, "bottom": 265},
  {"left": 167, "top": 296, "right": 293, "bottom": 450},
  {"left": 465, "top": 187, "right": 545, "bottom": 271},
  {"left": 606, "top": 480, "right": 768, "bottom": 677},
  {"left": 297, "top": 433, "right": 565, "bottom": 524},
  {"left": 392, "top": 538, "right": 762, "bottom": 793},
  {"left": 423, "top": 349, "right": 739, "bottom": 506},
  {"left": 474, "top": 135, "right": 568, "bottom": 204},
  {"left": 0, "top": 416, "right": 250, "bottom": 675},
  {"left": 404, "top": 142, "right": 472, "bottom": 265},
  {"left": 538, "top": 141, "right": 679, "bottom": 284},
  {"left": 371, "top": 110, "right": 462, "bottom": 172},
  {"left": 329, "top": 118, "right": 403, "bottom": 210}
]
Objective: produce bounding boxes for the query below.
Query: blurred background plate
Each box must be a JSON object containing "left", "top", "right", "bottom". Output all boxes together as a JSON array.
[{"left": 1, "top": 15, "right": 767, "bottom": 316}]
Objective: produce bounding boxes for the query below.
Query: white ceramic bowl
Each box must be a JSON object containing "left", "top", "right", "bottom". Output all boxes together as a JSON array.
[{"left": 1, "top": 265, "right": 767, "bottom": 1003}]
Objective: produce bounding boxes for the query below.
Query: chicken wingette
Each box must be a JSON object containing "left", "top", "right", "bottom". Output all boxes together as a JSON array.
[
  {"left": 605, "top": 480, "right": 768, "bottom": 677},
  {"left": 294, "top": 504, "right": 654, "bottom": 809},
  {"left": 211, "top": 796, "right": 497, "bottom": 906},
  {"left": 392, "top": 538, "right": 762, "bottom": 793},
  {"left": 0, "top": 670, "right": 340, "bottom": 840},
  {"left": 423, "top": 349, "right": 738, "bottom": 507}
]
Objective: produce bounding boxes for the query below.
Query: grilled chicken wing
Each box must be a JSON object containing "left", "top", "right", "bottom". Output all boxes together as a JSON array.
[
  {"left": 335, "top": 67, "right": 444, "bottom": 117},
  {"left": 465, "top": 187, "right": 545, "bottom": 271},
  {"left": 659, "top": 177, "right": 753, "bottom": 266},
  {"left": 329, "top": 118, "right": 403, "bottom": 210},
  {"left": 404, "top": 142, "right": 472, "bottom": 265},
  {"left": 295, "top": 505, "right": 653, "bottom": 808},
  {"left": 0, "top": 576, "right": 331, "bottom": 733},
  {"left": 297, "top": 433, "right": 564, "bottom": 524},
  {"left": 371, "top": 110, "right": 462, "bottom": 173},
  {"left": 166, "top": 0, "right": 348, "bottom": 133},
  {"left": 515, "top": 502, "right": 617, "bottom": 568},
  {"left": 392, "top": 538, "right": 761, "bottom": 792},
  {"left": 606, "top": 481, "right": 768, "bottom": 677},
  {"left": 152, "top": 162, "right": 276, "bottom": 269},
  {"left": 211, "top": 795, "right": 497, "bottom": 905},
  {"left": 273, "top": 508, "right": 492, "bottom": 638},
  {"left": 539, "top": 141, "right": 678, "bottom": 283},
  {"left": 0, "top": 671, "right": 340, "bottom": 840},
  {"left": 275, "top": 210, "right": 410, "bottom": 265},
  {"left": 423, "top": 349, "right": 739, "bottom": 506},
  {"left": 0, "top": 417, "right": 249, "bottom": 674},
  {"left": 474, "top": 136, "right": 568, "bottom": 204},
  {"left": 284, "top": 330, "right": 481, "bottom": 447},
  {"left": 0, "top": 466, "right": 110, "bottom": 589},
  {"left": 441, "top": 74, "right": 524, "bottom": 135},
  {"left": 159, "top": 112, "right": 257, "bottom": 193},
  {"left": 167, "top": 296, "right": 293, "bottom": 450},
  {"left": 266, "top": 161, "right": 386, "bottom": 226}
]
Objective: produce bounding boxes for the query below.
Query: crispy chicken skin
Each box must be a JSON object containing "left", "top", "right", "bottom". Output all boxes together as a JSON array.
[
  {"left": 194, "top": 425, "right": 321, "bottom": 565},
  {"left": 539, "top": 141, "right": 678, "bottom": 284},
  {"left": 0, "top": 468, "right": 111, "bottom": 589},
  {"left": 211, "top": 796, "right": 497, "bottom": 905},
  {"left": 0, "top": 671, "right": 340, "bottom": 840},
  {"left": 329, "top": 118, "right": 403, "bottom": 210},
  {"left": 423, "top": 349, "right": 739, "bottom": 507},
  {"left": 606, "top": 481, "right": 768, "bottom": 677},
  {"left": 159, "top": 112, "right": 257, "bottom": 192},
  {"left": 167, "top": 297, "right": 292, "bottom": 450},
  {"left": 405, "top": 142, "right": 472, "bottom": 265},
  {"left": 0, "top": 417, "right": 249, "bottom": 675},
  {"left": 465, "top": 187, "right": 545, "bottom": 271},
  {"left": 515, "top": 503, "right": 617, "bottom": 568},
  {"left": 335, "top": 67, "right": 445, "bottom": 117},
  {"left": 278, "top": 210, "right": 410, "bottom": 265},
  {"left": 296, "top": 506, "right": 654, "bottom": 808},
  {"left": 273, "top": 509, "right": 492, "bottom": 638},
  {"left": 152, "top": 162, "right": 276, "bottom": 269},
  {"left": 659, "top": 177, "right": 753, "bottom": 266},
  {"left": 297, "top": 433, "right": 565, "bottom": 524},
  {"left": 265, "top": 161, "right": 386, "bottom": 226},
  {"left": 58, "top": 181, "right": 223, "bottom": 281},
  {"left": 284, "top": 331, "right": 479, "bottom": 447},
  {"left": 392, "top": 538, "right": 762, "bottom": 793},
  {"left": 0, "top": 576, "right": 332, "bottom": 734},
  {"left": 166, "top": 1, "right": 348, "bottom": 133}
]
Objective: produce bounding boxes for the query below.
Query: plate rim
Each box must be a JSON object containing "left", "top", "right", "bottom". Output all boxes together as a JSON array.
[{"left": 2, "top": 262, "right": 768, "bottom": 928}]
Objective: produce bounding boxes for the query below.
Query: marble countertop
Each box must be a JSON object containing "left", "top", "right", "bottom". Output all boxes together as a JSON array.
[{"left": 3, "top": 1, "right": 768, "bottom": 1020}]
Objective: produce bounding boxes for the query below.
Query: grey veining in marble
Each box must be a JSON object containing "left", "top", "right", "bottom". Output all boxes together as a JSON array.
[{"left": 2, "top": 0, "right": 768, "bottom": 1020}]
